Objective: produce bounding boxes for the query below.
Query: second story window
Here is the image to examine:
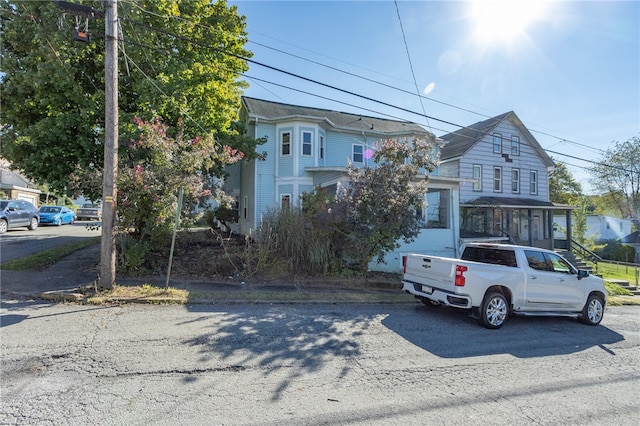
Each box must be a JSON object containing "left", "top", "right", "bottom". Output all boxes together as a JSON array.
[
  {"left": 473, "top": 164, "right": 482, "bottom": 191},
  {"left": 281, "top": 131, "right": 291, "bottom": 156},
  {"left": 511, "top": 168, "right": 520, "bottom": 193},
  {"left": 494, "top": 167, "right": 502, "bottom": 192},
  {"left": 511, "top": 136, "right": 520, "bottom": 155},
  {"left": 319, "top": 135, "right": 324, "bottom": 160},
  {"left": 353, "top": 144, "right": 364, "bottom": 163},
  {"left": 530, "top": 170, "right": 538, "bottom": 195},
  {"left": 302, "top": 131, "right": 312, "bottom": 156},
  {"left": 493, "top": 133, "right": 502, "bottom": 153}
]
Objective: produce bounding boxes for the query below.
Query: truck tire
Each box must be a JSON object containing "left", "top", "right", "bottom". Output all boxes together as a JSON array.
[
  {"left": 580, "top": 294, "right": 604, "bottom": 326},
  {"left": 480, "top": 292, "right": 508, "bottom": 329}
]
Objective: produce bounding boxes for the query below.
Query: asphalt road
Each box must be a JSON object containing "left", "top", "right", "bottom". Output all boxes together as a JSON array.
[
  {"left": 1, "top": 301, "right": 638, "bottom": 425},
  {"left": 0, "top": 221, "right": 101, "bottom": 263}
]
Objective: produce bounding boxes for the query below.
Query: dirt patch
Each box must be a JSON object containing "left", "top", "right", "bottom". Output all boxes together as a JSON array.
[{"left": 157, "top": 228, "right": 401, "bottom": 289}]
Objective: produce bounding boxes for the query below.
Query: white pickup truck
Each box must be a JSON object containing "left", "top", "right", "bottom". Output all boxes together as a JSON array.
[{"left": 401, "top": 243, "right": 607, "bottom": 329}]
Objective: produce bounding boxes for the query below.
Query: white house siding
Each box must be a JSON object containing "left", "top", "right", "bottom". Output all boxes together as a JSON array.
[
  {"left": 554, "top": 215, "right": 633, "bottom": 241},
  {"left": 456, "top": 122, "right": 550, "bottom": 203},
  {"left": 370, "top": 180, "right": 461, "bottom": 272}
]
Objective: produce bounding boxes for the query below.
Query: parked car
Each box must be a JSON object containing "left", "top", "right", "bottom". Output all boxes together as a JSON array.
[
  {"left": 0, "top": 199, "right": 40, "bottom": 234},
  {"left": 38, "top": 205, "right": 76, "bottom": 226},
  {"left": 76, "top": 203, "right": 102, "bottom": 221}
]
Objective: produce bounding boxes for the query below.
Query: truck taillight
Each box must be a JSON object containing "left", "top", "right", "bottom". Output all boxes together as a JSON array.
[
  {"left": 455, "top": 265, "right": 468, "bottom": 286},
  {"left": 402, "top": 256, "right": 407, "bottom": 274}
]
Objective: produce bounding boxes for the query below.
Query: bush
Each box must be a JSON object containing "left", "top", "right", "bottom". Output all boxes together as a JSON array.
[{"left": 594, "top": 241, "right": 637, "bottom": 262}]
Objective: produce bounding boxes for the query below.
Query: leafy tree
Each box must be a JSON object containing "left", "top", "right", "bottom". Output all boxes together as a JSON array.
[
  {"left": 330, "top": 136, "right": 439, "bottom": 274},
  {"left": 549, "top": 158, "right": 582, "bottom": 204},
  {"left": 0, "top": 0, "right": 254, "bottom": 195},
  {"left": 589, "top": 136, "right": 640, "bottom": 221},
  {"left": 116, "top": 118, "right": 242, "bottom": 241}
]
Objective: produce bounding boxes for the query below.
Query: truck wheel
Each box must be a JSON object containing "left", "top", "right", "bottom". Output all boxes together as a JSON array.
[
  {"left": 580, "top": 294, "right": 604, "bottom": 326},
  {"left": 480, "top": 292, "right": 508, "bottom": 329},
  {"left": 0, "top": 219, "right": 7, "bottom": 234},
  {"left": 421, "top": 298, "right": 441, "bottom": 308},
  {"left": 28, "top": 217, "right": 38, "bottom": 230}
]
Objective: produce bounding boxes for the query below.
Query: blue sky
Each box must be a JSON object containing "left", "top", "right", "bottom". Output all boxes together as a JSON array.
[{"left": 230, "top": 0, "right": 640, "bottom": 193}]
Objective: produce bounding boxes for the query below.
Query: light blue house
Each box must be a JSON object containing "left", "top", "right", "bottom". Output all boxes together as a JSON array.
[{"left": 224, "top": 97, "right": 462, "bottom": 272}]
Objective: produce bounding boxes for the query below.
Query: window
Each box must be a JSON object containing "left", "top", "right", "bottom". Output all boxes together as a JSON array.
[
  {"left": 352, "top": 144, "right": 364, "bottom": 163},
  {"left": 511, "top": 168, "right": 520, "bottom": 193},
  {"left": 548, "top": 253, "right": 572, "bottom": 274},
  {"left": 511, "top": 136, "right": 520, "bottom": 155},
  {"left": 493, "top": 133, "right": 502, "bottom": 153},
  {"left": 319, "top": 135, "right": 324, "bottom": 159},
  {"left": 525, "top": 250, "right": 548, "bottom": 271},
  {"left": 530, "top": 170, "right": 538, "bottom": 195},
  {"left": 302, "top": 131, "right": 312, "bottom": 156},
  {"left": 281, "top": 194, "right": 291, "bottom": 210},
  {"left": 473, "top": 164, "right": 482, "bottom": 191},
  {"left": 281, "top": 131, "right": 291, "bottom": 156},
  {"left": 493, "top": 167, "right": 502, "bottom": 192},
  {"left": 421, "top": 188, "right": 451, "bottom": 229}
]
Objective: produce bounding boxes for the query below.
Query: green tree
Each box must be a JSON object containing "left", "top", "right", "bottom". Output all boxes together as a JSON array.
[
  {"left": 549, "top": 158, "right": 582, "bottom": 204},
  {"left": 332, "top": 136, "right": 439, "bottom": 274},
  {"left": 0, "top": 0, "right": 253, "bottom": 195},
  {"left": 589, "top": 136, "right": 640, "bottom": 221}
]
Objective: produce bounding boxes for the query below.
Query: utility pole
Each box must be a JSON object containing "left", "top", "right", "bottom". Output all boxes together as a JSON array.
[{"left": 100, "top": 0, "right": 118, "bottom": 289}]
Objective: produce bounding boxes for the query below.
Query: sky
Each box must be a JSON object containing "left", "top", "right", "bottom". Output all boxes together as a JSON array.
[{"left": 229, "top": 0, "right": 640, "bottom": 194}]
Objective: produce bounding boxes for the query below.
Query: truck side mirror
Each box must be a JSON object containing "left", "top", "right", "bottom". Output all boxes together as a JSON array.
[{"left": 577, "top": 270, "right": 589, "bottom": 280}]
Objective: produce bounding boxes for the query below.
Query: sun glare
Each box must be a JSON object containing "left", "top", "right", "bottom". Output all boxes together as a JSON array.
[{"left": 469, "top": 1, "right": 549, "bottom": 47}]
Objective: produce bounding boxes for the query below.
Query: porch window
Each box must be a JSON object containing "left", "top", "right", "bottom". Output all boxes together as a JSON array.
[
  {"left": 493, "top": 133, "right": 502, "bottom": 153},
  {"left": 281, "top": 131, "right": 291, "bottom": 156},
  {"left": 511, "top": 136, "right": 520, "bottom": 155},
  {"left": 319, "top": 135, "right": 324, "bottom": 160},
  {"left": 352, "top": 144, "right": 364, "bottom": 163},
  {"left": 530, "top": 170, "right": 538, "bottom": 195},
  {"left": 473, "top": 164, "right": 482, "bottom": 191},
  {"left": 302, "top": 131, "right": 312, "bottom": 156},
  {"left": 494, "top": 167, "right": 502, "bottom": 192},
  {"left": 511, "top": 168, "right": 520, "bottom": 193},
  {"left": 423, "top": 188, "right": 450, "bottom": 229}
]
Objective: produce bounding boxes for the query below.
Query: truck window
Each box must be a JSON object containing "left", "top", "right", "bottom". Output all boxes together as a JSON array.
[
  {"left": 525, "top": 250, "right": 548, "bottom": 271},
  {"left": 547, "top": 253, "right": 572, "bottom": 274},
  {"left": 462, "top": 247, "right": 517, "bottom": 267}
]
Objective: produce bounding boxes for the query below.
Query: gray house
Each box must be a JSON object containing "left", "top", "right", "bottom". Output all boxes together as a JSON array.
[{"left": 438, "top": 111, "right": 575, "bottom": 250}]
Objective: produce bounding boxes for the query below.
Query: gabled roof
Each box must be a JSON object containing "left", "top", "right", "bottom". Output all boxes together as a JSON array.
[
  {"left": 621, "top": 231, "right": 640, "bottom": 244},
  {"left": 242, "top": 97, "right": 431, "bottom": 137},
  {"left": 439, "top": 111, "right": 555, "bottom": 168}
]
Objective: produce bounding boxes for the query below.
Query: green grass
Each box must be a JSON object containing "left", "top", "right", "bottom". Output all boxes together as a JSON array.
[
  {"left": 591, "top": 261, "right": 639, "bottom": 287},
  {"left": 0, "top": 237, "right": 101, "bottom": 271}
]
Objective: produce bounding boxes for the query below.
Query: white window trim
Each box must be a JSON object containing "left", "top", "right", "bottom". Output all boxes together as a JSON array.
[
  {"left": 530, "top": 170, "right": 538, "bottom": 195},
  {"left": 493, "top": 133, "right": 502, "bottom": 154},
  {"left": 301, "top": 131, "right": 313, "bottom": 157},
  {"left": 280, "top": 131, "right": 291, "bottom": 157},
  {"left": 511, "top": 135, "right": 520, "bottom": 156},
  {"left": 352, "top": 144, "right": 364, "bottom": 163},
  {"left": 473, "top": 164, "right": 482, "bottom": 191},
  {"left": 494, "top": 167, "right": 502, "bottom": 192},
  {"left": 512, "top": 168, "right": 520, "bottom": 193}
]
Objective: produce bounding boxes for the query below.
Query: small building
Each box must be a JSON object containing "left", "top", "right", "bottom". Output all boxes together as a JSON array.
[
  {"left": 0, "top": 159, "right": 41, "bottom": 206},
  {"left": 554, "top": 215, "right": 633, "bottom": 242}
]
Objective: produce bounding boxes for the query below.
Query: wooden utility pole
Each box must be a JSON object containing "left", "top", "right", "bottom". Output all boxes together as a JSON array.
[{"left": 100, "top": 0, "right": 118, "bottom": 289}]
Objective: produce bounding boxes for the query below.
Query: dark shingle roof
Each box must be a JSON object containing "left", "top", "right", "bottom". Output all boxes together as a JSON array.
[
  {"left": 242, "top": 97, "right": 430, "bottom": 136},
  {"left": 439, "top": 111, "right": 554, "bottom": 167}
]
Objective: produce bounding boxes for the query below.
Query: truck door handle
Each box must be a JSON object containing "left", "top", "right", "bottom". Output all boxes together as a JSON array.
[{"left": 528, "top": 276, "right": 537, "bottom": 280}]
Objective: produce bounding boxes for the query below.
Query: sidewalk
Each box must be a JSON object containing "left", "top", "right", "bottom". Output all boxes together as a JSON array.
[{"left": 0, "top": 244, "right": 414, "bottom": 305}]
